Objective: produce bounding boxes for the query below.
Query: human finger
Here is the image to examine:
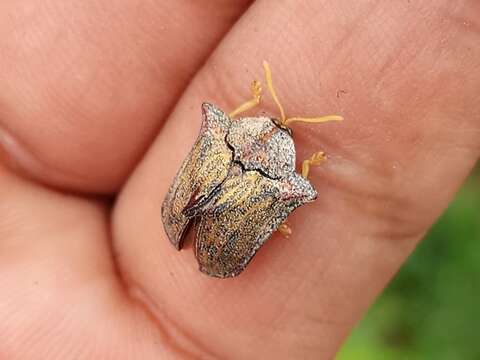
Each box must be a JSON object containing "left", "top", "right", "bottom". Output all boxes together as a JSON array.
[
  {"left": 114, "top": 1, "right": 480, "bottom": 358},
  {"left": 0, "top": 0, "right": 251, "bottom": 193}
]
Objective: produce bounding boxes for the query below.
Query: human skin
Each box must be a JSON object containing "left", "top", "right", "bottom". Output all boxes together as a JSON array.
[{"left": 0, "top": 1, "right": 479, "bottom": 359}]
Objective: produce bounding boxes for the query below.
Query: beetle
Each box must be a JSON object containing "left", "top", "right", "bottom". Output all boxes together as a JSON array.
[{"left": 161, "top": 61, "right": 342, "bottom": 278}]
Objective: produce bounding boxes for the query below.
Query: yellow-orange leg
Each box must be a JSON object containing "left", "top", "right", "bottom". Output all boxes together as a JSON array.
[
  {"left": 278, "top": 152, "right": 327, "bottom": 237},
  {"left": 278, "top": 223, "right": 292, "bottom": 238},
  {"left": 302, "top": 151, "right": 327, "bottom": 179},
  {"left": 229, "top": 80, "right": 263, "bottom": 118}
]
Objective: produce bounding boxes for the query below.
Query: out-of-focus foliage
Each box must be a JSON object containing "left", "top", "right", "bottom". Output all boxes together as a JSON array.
[{"left": 337, "top": 166, "right": 480, "bottom": 360}]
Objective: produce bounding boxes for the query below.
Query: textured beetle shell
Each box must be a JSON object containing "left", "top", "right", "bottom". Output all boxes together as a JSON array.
[
  {"left": 161, "top": 103, "right": 317, "bottom": 278},
  {"left": 161, "top": 103, "right": 232, "bottom": 249}
]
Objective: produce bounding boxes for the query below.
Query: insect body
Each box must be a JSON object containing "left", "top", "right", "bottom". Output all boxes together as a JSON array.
[{"left": 161, "top": 62, "right": 342, "bottom": 278}]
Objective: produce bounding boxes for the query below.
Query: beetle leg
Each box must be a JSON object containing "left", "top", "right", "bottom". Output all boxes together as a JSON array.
[
  {"left": 277, "top": 222, "right": 292, "bottom": 237},
  {"left": 229, "top": 80, "right": 263, "bottom": 118},
  {"left": 302, "top": 151, "right": 327, "bottom": 179}
]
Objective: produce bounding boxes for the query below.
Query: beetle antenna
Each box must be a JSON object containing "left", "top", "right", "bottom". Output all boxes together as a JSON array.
[
  {"left": 262, "top": 60, "right": 343, "bottom": 127},
  {"left": 263, "top": 60, "right": 287, "bottom": 124},
  {"left": 285, "top": 115, "right": 343, "bottom": 126}
]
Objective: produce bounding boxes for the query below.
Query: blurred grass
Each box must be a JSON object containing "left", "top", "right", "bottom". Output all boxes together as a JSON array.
[{"left": 337, "top": 166, "right": 480, "bottom": 360}]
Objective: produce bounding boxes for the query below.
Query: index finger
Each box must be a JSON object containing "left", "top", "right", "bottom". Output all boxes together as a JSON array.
[{"left": 114, "top": 0, "right": 480, "bottom": 358}]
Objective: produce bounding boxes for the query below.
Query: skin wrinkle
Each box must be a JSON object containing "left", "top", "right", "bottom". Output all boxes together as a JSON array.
[
  {"left": 128, "top": 286, "right": 215, "bottom": 360},
  {"left": 293, "top": 127, "right": 426, "bottom": 242},
  {"left": 317, "top": 140, "right": 453, "bottom": 241},
  {"left": 266, "top": 238, "right": 349, "bottom": 346},
  {"left": 109, "top": 248, "right": 216, "bottom": 359},
  {"left": 323, "top": 167, "right": 424, "bottom": 240},
  {"left": 0, "top": 169, "right": 178, "bottom": 359},
  {"left": 128, "top": 275, "right": 223, "bottom": 360},
  {"left": 0, "top": 124, "right": 96, "bottom": 188},
  {"left": 110, "top": 217, "right": 220, "bottom": 360}
]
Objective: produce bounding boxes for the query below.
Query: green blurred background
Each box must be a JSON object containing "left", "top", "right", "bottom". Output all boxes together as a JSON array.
[{"left": 337, "top": 165, "right": 480, "bottom": 360}]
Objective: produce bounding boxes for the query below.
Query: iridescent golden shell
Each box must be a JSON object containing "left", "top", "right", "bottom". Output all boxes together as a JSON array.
[{"left": 161, "top": 103, "right": 317, "bottom": 278}]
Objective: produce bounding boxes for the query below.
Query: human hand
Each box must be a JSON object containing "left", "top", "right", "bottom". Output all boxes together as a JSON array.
[{"left": 0, "top": 1, "right": 479, "bottom": 359}]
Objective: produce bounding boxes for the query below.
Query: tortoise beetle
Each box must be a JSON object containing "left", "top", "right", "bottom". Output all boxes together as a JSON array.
[{"left": 161, "top": 62, "right": 342, "bottom": 278}]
